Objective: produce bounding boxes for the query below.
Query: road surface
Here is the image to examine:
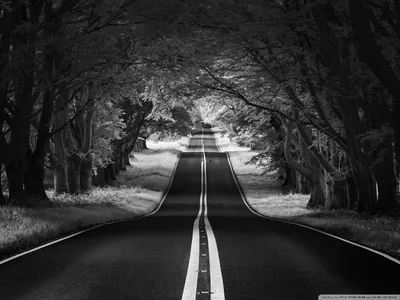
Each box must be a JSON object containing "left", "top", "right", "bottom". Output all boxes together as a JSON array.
[{"left": 0, "top": 130, "right": 399, "bottom": 300}]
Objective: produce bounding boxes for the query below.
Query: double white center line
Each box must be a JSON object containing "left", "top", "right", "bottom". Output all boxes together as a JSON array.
[{"left": 181, "top": 130, "right": 225, "bottom": 300}]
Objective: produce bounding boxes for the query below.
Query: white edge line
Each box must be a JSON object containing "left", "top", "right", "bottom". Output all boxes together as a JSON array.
[
  {"left": 203, "top": 130, "right": 225, "bottom": 300},
  {"left": 214, "top": 129, "right": 400, "bottom": 266},
  {"left": 181, "top": 162, "right": 203, "bottom": 300},
  {"left": 0, "top": 138, "right": 191, "bottom": 266}
]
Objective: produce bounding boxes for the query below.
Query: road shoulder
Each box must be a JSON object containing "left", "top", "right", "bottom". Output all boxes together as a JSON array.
[
  {"left": 215, "top": 132, "right": 400, "bottom": 262},
  {"left": 0, "top": 137, "right": 188, "bottom": 262}
]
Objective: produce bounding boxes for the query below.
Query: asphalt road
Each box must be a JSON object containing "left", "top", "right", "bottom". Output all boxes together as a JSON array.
[{"left": 0, "top": 130, "right": 399, "bottom": 300}]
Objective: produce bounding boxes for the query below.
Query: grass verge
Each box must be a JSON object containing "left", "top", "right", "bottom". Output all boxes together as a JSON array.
[
  {"left": 0, "top": 137, "right": 188, "bottom": 261},
  {"left": 216, "top": 132, "right": 400, "bottom": 261}
]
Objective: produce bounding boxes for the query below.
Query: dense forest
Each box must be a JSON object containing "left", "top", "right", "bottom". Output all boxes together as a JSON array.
[{"left": 1, "top": 0, "right": 400, "bottom": 215}]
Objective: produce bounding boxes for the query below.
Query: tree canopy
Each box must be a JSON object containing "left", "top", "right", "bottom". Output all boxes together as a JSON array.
[{"left": 1, "top": 0, "right": 399, "bottom": 214}]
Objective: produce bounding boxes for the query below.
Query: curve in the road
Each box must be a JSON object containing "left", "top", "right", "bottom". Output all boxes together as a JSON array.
[
  {"left": 0, "top": 139, "right": 189, "bottom": 267},
  {"left": 0, "top": 130, "right": 399, "bottom": 300},
  {"left": 215, "top": 133, "right": 400, "bottom": 267}
]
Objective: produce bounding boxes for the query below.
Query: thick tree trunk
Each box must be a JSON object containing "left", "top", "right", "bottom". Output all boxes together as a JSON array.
[
  {"left": 24, "top": 152, "right": 49, "bottom": 203},
  {"left": 312, "top": 3, "right": 380, "bottom": 212},
  {"left": 67, "top": 154, "right": 81, "bottom": 194},
  {"left": 281, "top": 115, "right": 325, "bottom": 207},
  {"left": 326, "top": 179, "right": 348, "bottom": 210},
  {"left": 74, "top": 82, "right": 95, "bottom": 193},
  {"left": 24, "top": 97, "right": 54, "bottom": 202},
  {"left": 6, "top": 5, "right": 38, "bottom": 204},
  {"left": 80, "top": 154, "right": 92, "bottom": 192},
  {"left": 6, "top": 109, "right": 36, "bottom": 204},
  {"left": 326, "top": 139, "right": 348, "bottom": 210},
  {"left": 141, "top": 139, "right": 147, "bottom": 150},
  {"left": 0, "top": 10, "right": 11, "bottom": 179},
  {"left": 348, "top": 0, "right": 400, "bottom": 170},
  {"left": 353, "top": 170, "right": 377, "bottom": 213},
  {"left": 53, "top": 127, "right": 68, "bottom": 193},
  {"left": 296, "top": 172, "right": 310, "bottom": 194},
  {"left": 54, "top": 163, "right": 68, "bottom": 194},
  {"left": 135, "top": 138, "right": 147, "bottom": 151},
  {"left": 52, "top": 90, "right": 70, "bottom": 193},
  {"left": 5, "top": 163, "right": 25, "bottom": 204},
  {"left": 307, "top": 174, "right": 326, "bottom": 208},
  {"left": 23, "top": 5, "right": 57, "bottom": 203},
  {"left": 281, "top": 164, "right": 296, "bottom": 191}
]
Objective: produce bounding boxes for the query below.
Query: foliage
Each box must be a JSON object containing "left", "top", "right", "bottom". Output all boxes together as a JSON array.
[{"left": 92, "top": 99, "right": 126, "bottom": 167}]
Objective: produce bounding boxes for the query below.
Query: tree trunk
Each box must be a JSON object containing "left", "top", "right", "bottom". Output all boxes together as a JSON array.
[
  {"left": 327, "top": 179, "right": 348, "bottom": 210},
  {"left": 353, "top": 170, "right": 377, "bottom": 213},
  {"left": 67, "top": 154, "right": 81, "bottom": 194},
  {"left": 53, "top": 94, "right": 69, "bottom": 194},
  {"left": 141, "top": 138, "right": 147, "bottom": 150},
  {"left": 0, "top": 165, "right": 5, "bottom": 205},
  {"left": 119, "top": 152, "right": 126, "bottom": 171},
  {"left": 23, "top": 4, "right": 57, "bottom": 203},
  {"left": 24, "top": 152, "right": 49, "bottom": 203},
  {"left": 372, "top": 145, "right": 398, "bottom": 212},
  {"left": 24, "top": 94, "right": 54, "bottom": 202},
  {"left": 281, "top": 115, "right": 325, "bottom": 206},
  {"left": 93, "top": 167, "right": 105, "bottom": 187},
  {"left": 136, "top": 138, "right": 147, "bottom": 151},
  {"left": 312, "top": 3, "right": 379, "bottom": 212},
  {"left": 54, "top": 162, "right": 68, "bottom": 194},
  {"left": 106, "top": 163, "right": 116, "bottom": 181},
  {"left": 0, "top": 10, "right": 11, "bottom": 181},
  {"left": 74, "top": 82, "right": 95, "bottom": 193},
  {"left": 395, "top": 128, "right": 400, "bottom": 181},
  {"left": 6, "top": 109, "right": 36, "bottom": 204},
  {"left": 307, "top": 174, "right": 326, "bottom": 208},
  {"left": 5, "top": 162, "right": 25, "bottom": 204},
  {"left": 80, "top": 153, "right": 92, "bottom": 192},
  {"left": 348, "top": 0, "right": 400, "bottom": 171},
  {"left": 123, "top": 152, "right": 131, "bottom": 166},
  {"left": 103, "top": 165, "right": 111, "bottom": 183},
  {"left": 6, "top": 4, "right": 38, "bottom": 204},
  {"left": 114, "top": 160, "right": 120, "bottom": 176},
  {"left": 296, "top": 172, "right": 310, "bottom": 194}
]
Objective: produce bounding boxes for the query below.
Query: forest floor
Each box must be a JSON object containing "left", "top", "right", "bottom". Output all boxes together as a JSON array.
[
  {"left": 216, "top": 133, "right": 400, "bottom": 262},
  {"left": 0, "top": 137, "right": 188, "bottom": 261}
]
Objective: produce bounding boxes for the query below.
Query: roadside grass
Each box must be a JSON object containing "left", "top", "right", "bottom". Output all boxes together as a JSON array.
[
  {"left": 0, "top": 137, "right": 188, "bottom": 261},
  {"left": 216, "top": 132, "right": 400, "bottom": 261}
]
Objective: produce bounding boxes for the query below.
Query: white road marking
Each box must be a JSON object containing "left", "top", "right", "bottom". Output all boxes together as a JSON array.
[
  {"left": 181, "top": 159, "right": 204, "bottom": 300},
  {"left": 0, "top": 140, "right": 191, "bottom": 267},
  {"left": 182, "top": 130, "right": 225, "bottom": 300},
  {"left": 214, "top": 130, "right": 400, "bottom": 266},
  {"left": 202, "top": 130, "right": 225, "bottom": 300}
]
